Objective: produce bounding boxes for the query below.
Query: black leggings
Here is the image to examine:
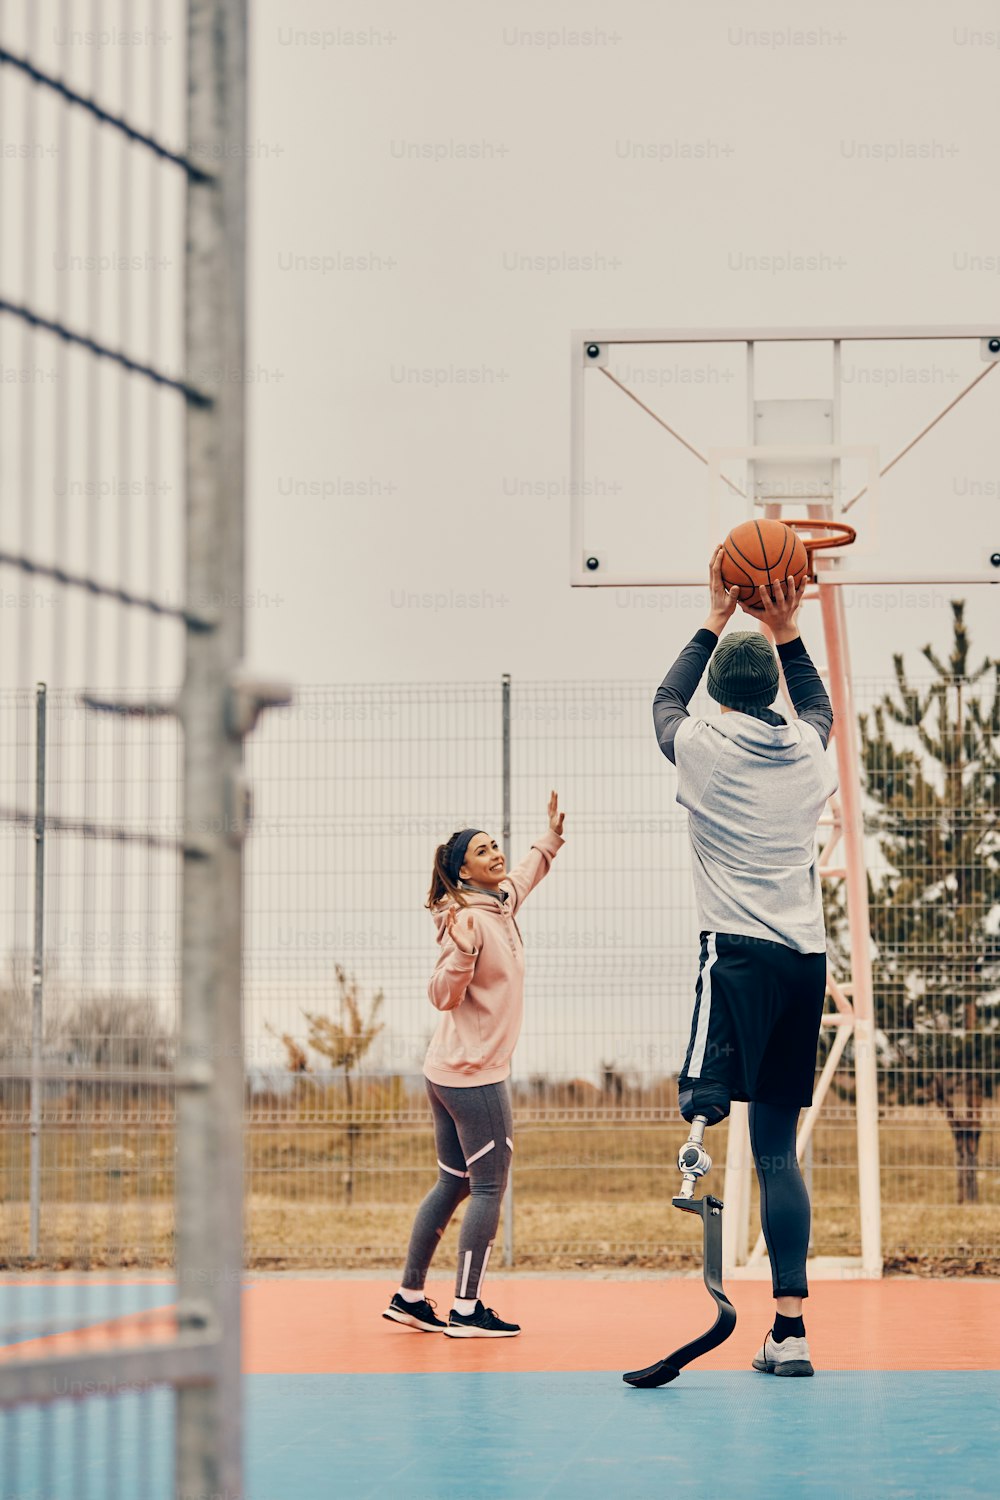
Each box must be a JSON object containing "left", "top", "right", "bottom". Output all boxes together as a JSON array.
[
  {"left": 402, "top": 1079, "right": 513, "bottom": 1300},
  {"left": 748, "top": 1101, "right": 811, "bottom": 1300}
]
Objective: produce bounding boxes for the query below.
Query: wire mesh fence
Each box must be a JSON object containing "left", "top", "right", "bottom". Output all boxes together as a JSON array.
[
  {"left": 0, "top": 3, "right": 249, "bottom": 1497},
  {"left": 235, "top": 671, "right": 997, "bottom": 1273},
  {"left": 0, "top": 687, "right": 181, "bottom": 1265},
  {"left": 5, "top": 667, "right": 997, "bottom": 1291}
]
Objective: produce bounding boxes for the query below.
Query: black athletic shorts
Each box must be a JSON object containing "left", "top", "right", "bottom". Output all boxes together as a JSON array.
[{"left": 678, "top": 931, "right": 826, "bottom": 1110}]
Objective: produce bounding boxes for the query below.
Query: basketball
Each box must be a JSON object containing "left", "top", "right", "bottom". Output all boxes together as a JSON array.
[{"left": 720, "top": 519, "right": 808, "bottom": 609}]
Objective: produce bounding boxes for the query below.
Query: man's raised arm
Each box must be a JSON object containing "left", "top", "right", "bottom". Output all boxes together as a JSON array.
[
  {"left": 653, "top": 547, "right": 740, "bottom": 764},
  {"left": 653, "top": 628, "right": 719, "bottom": 765}
]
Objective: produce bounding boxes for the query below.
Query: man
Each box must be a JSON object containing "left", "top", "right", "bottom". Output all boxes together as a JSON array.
[{"left": 653, "top": 547, "right": 837, "bottom": 1377}]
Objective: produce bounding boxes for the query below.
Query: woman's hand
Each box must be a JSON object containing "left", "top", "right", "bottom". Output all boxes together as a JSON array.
[
  {"left": 548, "top": 790, "right": 565, "bottom": 836},
  {"left": 740, "top": 573, "right": 804, "bottom": 644},
  {"left": 446, "top": 907, "right": 477, "bottom": 955},
  {"left": 704, "top": 545, "right": 740, "bottom": 634}
]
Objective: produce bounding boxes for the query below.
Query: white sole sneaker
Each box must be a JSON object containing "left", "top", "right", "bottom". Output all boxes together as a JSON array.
[
  {"left": 443, "top": 1300, "right": 521, "bottom": 1337},
  {"left": 382, "top": 1305, "right": 445, "bottom": 1333},
  {"left": 752, "top": 1332, "right": 814, "bottom": 1376},
  {"left": 443, "top": 1325, "right": 520, "bottom": 1338}
]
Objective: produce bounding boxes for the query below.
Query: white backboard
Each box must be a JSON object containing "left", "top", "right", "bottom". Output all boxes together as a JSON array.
[{"left": 570, "top": 328, "right": 1000, "bottom": 589}]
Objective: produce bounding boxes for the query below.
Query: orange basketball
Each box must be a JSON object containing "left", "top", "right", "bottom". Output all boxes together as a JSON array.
[{"left": 720, "top": 519, "right": 808, "bottom": 610}]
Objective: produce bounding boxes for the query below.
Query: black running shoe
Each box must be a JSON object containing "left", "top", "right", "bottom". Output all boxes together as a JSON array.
[
  {"left": 382, "top": 1292, "right": 447, "bottom": 1332},
  {"left": 444, "top": 1301, "right": 521, "bottom": 1338}
]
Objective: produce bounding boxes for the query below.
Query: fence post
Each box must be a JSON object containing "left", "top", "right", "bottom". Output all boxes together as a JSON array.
[
  {"left": 29, "top": 682, "right": 47, "bottom": 1260},
  {"left": 501, "top": 673, "right": 514, "bottom": 1266},
  {"left": 177, "top": 4, "right": 249, "bottom": 1496}
]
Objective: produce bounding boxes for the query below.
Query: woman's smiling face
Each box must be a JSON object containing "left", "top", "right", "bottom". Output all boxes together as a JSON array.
[{"left": 459, "top": 833, "right": 506, "bottom": 889}]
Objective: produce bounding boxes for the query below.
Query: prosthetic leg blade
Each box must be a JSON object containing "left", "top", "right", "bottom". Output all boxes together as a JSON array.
[
  {"left": 620, "top": 1358, "right": 681, "bottom": 1389},
  {"left": 623, "top": 1195, "right": 736, "bottom": 1388}
]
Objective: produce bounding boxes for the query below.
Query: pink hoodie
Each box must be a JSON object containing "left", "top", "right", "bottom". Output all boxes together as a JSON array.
[{"left": 423, "top": 829, "right": 564, "bottom": 1087}]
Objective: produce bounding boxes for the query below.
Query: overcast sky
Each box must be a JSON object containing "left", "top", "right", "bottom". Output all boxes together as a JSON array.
[
  {"left": 245, "top": 0, "right": 999, "bottom": 693},
  {"left": 2, "top": 0, "right": 999, "bottom": 1082},
  {"left": 1, "top": 0, "right": 997, "bottom": 693},
  {"left": 235, "top": 0, "right": 1000, "bottom": 1080}
]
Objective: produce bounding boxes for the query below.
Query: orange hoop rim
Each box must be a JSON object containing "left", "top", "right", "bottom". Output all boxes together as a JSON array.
[{"left": 783, "top": 519, "right": 857, "bottom": 555}]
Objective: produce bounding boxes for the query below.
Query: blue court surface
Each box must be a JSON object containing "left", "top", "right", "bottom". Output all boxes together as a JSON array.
[
  {"left": 1, "top": 1279, "right": 998, "bottom": 1499},
  {"left": 1, "top": 1371, "right": 997, "bottom": 1499},
  {"left": 0, "top": 1283, "right": 178, "bottom": 1346}
]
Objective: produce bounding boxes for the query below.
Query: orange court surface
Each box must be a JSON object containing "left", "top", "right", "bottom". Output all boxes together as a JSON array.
[
  {"left": 241, "top": 1274, "right": 1000, "bottom": 1374},
  {"left": 2, "top": 1272, "right": 999, "bottom": 1498},
  {"left": 3, "top": 1273, "right": 996, "bottom": 1374}
]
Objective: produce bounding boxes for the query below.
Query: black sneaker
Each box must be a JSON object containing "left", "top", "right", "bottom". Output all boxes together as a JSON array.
[
  {"left": 382, "top": 1291, "right": 447, "bottom": 1332},
  {"left": 444, "top": 1301, "right": 521, "bottom": 1338}
]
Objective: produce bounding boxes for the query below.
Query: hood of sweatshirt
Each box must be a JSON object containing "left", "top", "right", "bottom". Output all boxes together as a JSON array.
[
  {"left": 712, "top": 711, "right": 807, "bottom": 761},
  {"left": 431, "top": 885, "right": 511, "bottom": 940}
]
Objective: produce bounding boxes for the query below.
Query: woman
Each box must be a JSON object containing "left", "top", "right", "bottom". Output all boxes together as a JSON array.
[{"left": 383, "top": 792, "right": 565, "bottom": 1337}]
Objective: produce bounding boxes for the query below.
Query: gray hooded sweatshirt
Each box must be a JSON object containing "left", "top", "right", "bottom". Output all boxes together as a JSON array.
[{"left": 654, "top": 629, "right": 837, "bottom": 954}]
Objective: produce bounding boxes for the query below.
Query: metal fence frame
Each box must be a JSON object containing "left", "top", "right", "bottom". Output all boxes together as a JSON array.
[
  {"left": 234, "top": 672, "right": 997, "bottom": 1274},
  {"left": 9, "top": 668, "right": 997, "bottom": 1287},
  {"left": 174, "top": 3, "right": 249, "bottom": 1494},
  {"left": 0, "top": 6, "right": 257, "bottom": 1499}
]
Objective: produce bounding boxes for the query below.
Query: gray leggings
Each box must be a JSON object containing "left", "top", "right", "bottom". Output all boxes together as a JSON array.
[
  {"left": 402, "top": 1078, "right": 513, "bottom": 1300},
  {"left": 749, "top": 1101, "right": 811, "bottom": 1299}
]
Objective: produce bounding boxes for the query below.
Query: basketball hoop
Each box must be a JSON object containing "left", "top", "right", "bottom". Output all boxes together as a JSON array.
[{"left": 783, "top": 520, "right": 857, "bottom": 580}]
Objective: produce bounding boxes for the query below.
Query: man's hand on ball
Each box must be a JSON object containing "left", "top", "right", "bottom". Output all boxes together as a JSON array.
[
  {"left": 743, "top": 574, "right": 804, "bottom": 644},
  {"left": 704, "top": 545, "right": 740, "bottom": 633}
]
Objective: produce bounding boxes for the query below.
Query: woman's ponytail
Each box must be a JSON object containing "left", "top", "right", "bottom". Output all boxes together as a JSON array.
[{"left": 426, "top": 834, "right": 470, "bottom": 911}]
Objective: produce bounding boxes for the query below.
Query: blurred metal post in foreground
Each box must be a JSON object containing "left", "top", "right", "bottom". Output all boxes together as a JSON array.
[
  {"left": 177, "top": 3, "right": 250, "bottom": 1495},
  {"left": 28, "top": 682, "right": 46, "bottom": 1259},
  {"left": 501, "top": 673, "right": 514, "bottom": 1266}
]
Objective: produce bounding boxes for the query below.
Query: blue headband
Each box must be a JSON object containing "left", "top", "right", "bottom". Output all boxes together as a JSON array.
[{"left": 446, "top": 828, "right": 483, "bottom": 884}]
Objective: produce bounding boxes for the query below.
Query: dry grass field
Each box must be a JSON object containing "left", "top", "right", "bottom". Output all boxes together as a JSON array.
[{"left": 2, "top": 1108, "right": 997, "bottom": 1274}]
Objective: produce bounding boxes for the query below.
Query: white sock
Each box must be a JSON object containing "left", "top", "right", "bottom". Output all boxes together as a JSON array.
[
  {"left": 398, "top": 1287, "right": 424, "bottom": 1304},
  {"left": 453, "top": 1297, "right": 477, "bottom": 1315}
]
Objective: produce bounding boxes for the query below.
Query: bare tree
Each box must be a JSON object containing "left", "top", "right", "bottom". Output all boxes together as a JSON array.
[{"left": 299, "top": 967, "right": 385, "bottom": 1204}]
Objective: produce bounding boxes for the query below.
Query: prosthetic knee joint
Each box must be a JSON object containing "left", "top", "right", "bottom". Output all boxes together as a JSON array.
[{"left": 676, "top": 1115, "right": 713, "bottom": 1201}]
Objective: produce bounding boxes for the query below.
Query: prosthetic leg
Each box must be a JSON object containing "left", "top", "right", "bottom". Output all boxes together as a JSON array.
[{"left": 623, "top": 1116, "right": 737, "bottom": 1387}]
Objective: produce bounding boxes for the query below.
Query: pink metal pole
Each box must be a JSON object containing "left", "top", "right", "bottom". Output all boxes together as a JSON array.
[{"left": 818, "top": 583, "right": 883, "bottom": 1275}]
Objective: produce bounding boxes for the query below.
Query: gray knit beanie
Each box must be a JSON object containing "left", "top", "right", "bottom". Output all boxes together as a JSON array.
[{"left": 707, "top": 631, "right": 779, "bottom": 710}]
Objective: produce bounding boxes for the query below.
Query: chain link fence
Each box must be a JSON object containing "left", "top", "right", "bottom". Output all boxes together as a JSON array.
[
  {"left": 0, "top": 4, "right": 250, "bottom": 1496},
  {"left": 11, "top": 671, "right": 993, "bottom": 1277},
  {"left": 239, "top": 674, "right": 997, "bottom": 1273},
  {"left": 0, "top": 687, "right": 181, "bottom": 1273}
]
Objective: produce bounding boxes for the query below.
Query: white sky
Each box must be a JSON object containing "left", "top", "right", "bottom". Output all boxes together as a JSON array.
[
  {"left": 244, "top": 0, "right": 1000, "bottom": 691},
  {"left": 1, "top": 0, "right": 999, "bottom": 1083},
  {"left": 236, "top": 0, "right": 1000, "bottom": 1081}
]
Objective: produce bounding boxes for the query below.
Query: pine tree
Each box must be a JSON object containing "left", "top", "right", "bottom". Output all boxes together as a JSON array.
[{"left": 854, "top": 601, "right": 999, "bottom": 1203}]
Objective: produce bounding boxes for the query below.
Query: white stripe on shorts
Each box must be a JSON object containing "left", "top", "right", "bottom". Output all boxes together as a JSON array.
[
  {"left": 464, "top": 1138, "right": 496, "bottom": 1167},
  {"left": 688, "top": 934, "right": 718, "bottom": 1078},
  {"left": 438, "top": 1160, "right": 469, "bottom": 1179},
  {"left": 505, "top": 1137, "right": 513, "bottom": 1152},
  {"left": 459, "top": 1249, "right": 473, "bottom": 1298}
]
